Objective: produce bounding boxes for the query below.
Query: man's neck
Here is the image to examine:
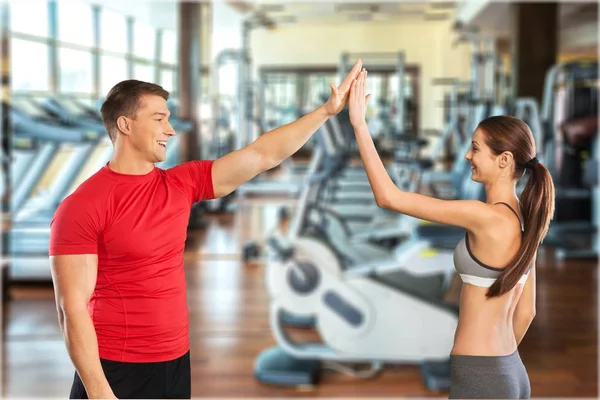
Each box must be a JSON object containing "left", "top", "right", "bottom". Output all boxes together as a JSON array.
[{"left": 108, "top": 146, "right": 154, "bottom": 175}]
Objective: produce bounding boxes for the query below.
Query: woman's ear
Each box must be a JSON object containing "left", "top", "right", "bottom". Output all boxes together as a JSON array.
[{"left": 498, "top": 151, "right": 514, "bottom": 168}]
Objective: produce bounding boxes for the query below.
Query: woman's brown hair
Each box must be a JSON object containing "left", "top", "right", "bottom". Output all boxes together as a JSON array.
[{"left": 477, "top": 115, "right": 556, "bottom": 297}]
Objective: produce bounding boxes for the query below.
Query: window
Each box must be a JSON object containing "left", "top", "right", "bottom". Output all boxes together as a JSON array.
[
  {"left": 404, "top": 75, "right": 413, "bottom": 98},
  {"left": 161, "top": 30, "right": 177, "bottom": 64},
  {"left": 134, "top": 63, "right": 155, "bottom": 83},
  {"left": 9, "top": 1, "right": 48, "bottom": 37},
  {"left": 100, "top": 55, "right": 127, "bottom": 96},
  {"left": 59, "top": 48, "right": 93, "bottom": 93},
  {"left": 264, "top": 74, "right": 296, "bottom": 109},
  {"left": 100, "top": 8, "right": 128, "bottom": 54},
  {"left": 365, "top": 73, "right": 380, "bottom": 103},
  {"left": 11, "top": 38, "right": 49, "bottom": 91},
  {"left": 160, "top": 69, "right": 176, "bottom": 92},
  {"left": 134, "top": 22, "right": 155, "bottom": 60},
  {"left": 218, "top": 63, "right": 238, "bottom": 97},
  {"left": 57, "top": 0, "right": 94, "bottom": 47},
  {"left": 388, "top": 75, "right": 412, "bottom": 98}
]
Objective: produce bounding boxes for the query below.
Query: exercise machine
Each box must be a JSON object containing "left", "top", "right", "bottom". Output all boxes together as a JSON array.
[
  {"left": 6, "top": 97, "right": 102, "bottom": 280},
  {"left": 541, "top": 60, "right": 598, "bottom": 259},
  {"left": 254, "top": 122, "right": 459, "bottom": 392}
]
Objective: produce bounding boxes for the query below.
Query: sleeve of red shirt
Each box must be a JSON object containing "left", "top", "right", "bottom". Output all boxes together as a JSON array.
[
  {"left": 49, "top": 195, "right": 102, "bottom": 256},
  {"left": 168, "top": 160, "right": 216, "bottom": 203}
]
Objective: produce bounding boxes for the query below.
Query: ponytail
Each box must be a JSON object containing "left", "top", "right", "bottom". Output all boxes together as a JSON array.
[{"left": 487, "top": 161, "right": 556, "bottom": 298}]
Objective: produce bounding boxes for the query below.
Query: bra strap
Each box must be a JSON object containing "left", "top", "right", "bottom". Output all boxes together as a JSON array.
[{"left": 494, "top": 202, "right": 524, "bottom": 231}]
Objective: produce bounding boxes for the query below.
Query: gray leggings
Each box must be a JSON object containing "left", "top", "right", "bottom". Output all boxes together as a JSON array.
[{"left": 449, "top": 350, "right": 531, "bottom": 399}]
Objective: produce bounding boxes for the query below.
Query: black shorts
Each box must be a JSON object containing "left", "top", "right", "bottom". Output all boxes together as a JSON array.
[{"left": 69, "top": 350, "right": 191, "bottom": 399}]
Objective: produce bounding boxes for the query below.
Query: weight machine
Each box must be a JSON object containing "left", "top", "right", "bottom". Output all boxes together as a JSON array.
[{"left": 541, "top": 60, "right": 598, "bottom": 259}]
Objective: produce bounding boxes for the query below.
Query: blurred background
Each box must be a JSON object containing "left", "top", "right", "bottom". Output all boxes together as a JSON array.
[{"left": 0, "top": 0, "right": 597, "bottom": 397}]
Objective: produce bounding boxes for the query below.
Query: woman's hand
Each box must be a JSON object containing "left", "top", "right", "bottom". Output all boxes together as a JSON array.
[
  {"left": 348, "top": 69, "right": 371, "bottom": 129},
  {"left": 323, "top": 59, "right": 362, "bottom": 116}
]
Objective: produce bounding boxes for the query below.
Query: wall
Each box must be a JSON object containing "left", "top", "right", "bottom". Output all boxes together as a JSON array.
[
  {"left": 559, "top": 19, "right": 598, "bottom": 55},
  {"left": 250, "top": 19, "right": 472, "bottom": 131}
]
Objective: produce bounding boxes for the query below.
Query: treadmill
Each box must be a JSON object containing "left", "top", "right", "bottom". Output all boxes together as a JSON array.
[
  {"left": 7, "top": 97, "right": 102, "bottom": 280},
  {"left": 41, "top": 95, "right": 115, "bottom": 174},
  {"left": 13, "top": 97, "right": 104, "bottom": 222},
  {"left": 235, "top": 164, "right": 305, "bottom": 197}
]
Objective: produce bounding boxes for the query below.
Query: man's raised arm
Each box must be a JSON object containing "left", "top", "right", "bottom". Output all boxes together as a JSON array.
[{"left": 210, "top": 58, "right": 363, "bottom": 198}]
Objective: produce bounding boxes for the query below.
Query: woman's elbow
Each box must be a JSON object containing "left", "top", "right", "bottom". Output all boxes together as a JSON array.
[
  {"left": 375, "top": 195, "right": 390, "bottom": 209},
  {"left": 525, "top": 305, "right": 536, "bottom": 320},
  {"left": 516, "top": 308, "right": 536, "bottom": 323},
  {"left": 529, "top": 309, "right": 536, "bottom": 320}
]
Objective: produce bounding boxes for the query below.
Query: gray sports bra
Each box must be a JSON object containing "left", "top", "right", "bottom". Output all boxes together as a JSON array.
[{"left": 453, "top": 202, "right": 531, "bottom": 288}]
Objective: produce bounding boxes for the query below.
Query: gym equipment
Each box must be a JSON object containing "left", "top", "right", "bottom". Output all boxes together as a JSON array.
[
  {"left": 339, "top": 51, "right": 407, "bottom": 137},
  {"left": 322, "top": 103, "right": 494, "bottom": 255},
  {"left": 6, "top": 97, "right": 102, "bottom": 280},
  {"left": 423, "top": 24, "right": 505, "bottom": 178},
  {"left": 254, "top": 122, "right": 459, "bottom": 391},
  {"left": 241, "top": 136, "right": 326, "bottom": 263},
  {"left": 427, "top": 78, "right": 470, "bottom": 165},
  {"left": 541, "top": 60, "right": 598, "bottom": 259},
  {"left": 9, "top": 97, "right": 102, "bottom": 219},
  {"left": 314, "top": 77, "right": 429, "bottom": 229},
  {"left": 201, "top": 50, "right": 244, "bottom": 212},
  {"left": 226, "top": 17, "right": 309, "bottom": 198},
  {"left": 339, "top": 51, "right": 418, "bottom": 161},
  {"left": 319, "top": 113, "right": 428, "bottom": 234}
]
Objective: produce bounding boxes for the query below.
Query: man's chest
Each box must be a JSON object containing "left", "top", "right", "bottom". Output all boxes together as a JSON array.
[{"left": 100, "top": 185, "right": 191, "bottom": 259}]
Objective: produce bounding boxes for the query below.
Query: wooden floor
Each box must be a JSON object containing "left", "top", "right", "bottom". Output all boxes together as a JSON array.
[{"left": 1, "top": 199, "right": 598, "bottom": 398}]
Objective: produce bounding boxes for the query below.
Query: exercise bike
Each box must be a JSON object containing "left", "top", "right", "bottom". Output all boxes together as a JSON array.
[{"left": 254, "top": 123, "right": 460, "bottom": 392}]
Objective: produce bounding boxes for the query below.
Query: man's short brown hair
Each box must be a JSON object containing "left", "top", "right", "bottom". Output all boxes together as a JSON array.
[{"left": 100, "top": 80, "right": 169, "bottom": 141}]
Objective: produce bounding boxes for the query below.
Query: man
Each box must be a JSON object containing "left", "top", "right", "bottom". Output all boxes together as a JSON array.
[{"left": 48, "top": 58, "right": 363, "bottom": 399}]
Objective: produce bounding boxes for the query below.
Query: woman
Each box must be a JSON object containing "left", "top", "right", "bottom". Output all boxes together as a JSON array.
[{"left": 347, "top": 69, "right": 555, "bottom": 399}]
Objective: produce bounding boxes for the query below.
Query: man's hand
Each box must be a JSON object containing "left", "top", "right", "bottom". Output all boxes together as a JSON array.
[
  {"left": 88, "top": 388, "right": 118, "bottom": 399},
  {"left": 323, "top": 58, "right": 363, "bottom": 116}
]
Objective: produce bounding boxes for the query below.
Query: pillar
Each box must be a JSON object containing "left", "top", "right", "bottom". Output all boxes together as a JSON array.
[
  {"left": 178, "top": 1, "right": 202, "bottom": 161},
  {"left": 510, "top": 2, "right": 558, "bottom": 103}
]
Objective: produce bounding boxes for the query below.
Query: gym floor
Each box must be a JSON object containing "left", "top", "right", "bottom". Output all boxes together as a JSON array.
[{"left": 2, "top": 198, "right": 597, "bottom": 398}]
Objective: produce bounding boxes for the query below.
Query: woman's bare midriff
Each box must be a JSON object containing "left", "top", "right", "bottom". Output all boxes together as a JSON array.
[{"left": 451, "top": 283, "right": 524, "bottom": 356}]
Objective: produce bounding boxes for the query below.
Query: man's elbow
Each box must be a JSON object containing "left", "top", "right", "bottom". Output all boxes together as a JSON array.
[
  {"left": 57, "top": 297, "right": 89, "bottom": 324},
  {"left": 56, "top": 305, "right": 66, "bottom": 331},
  {"left": 251, "top": 143, "right": 280, "bottom": 172},
  {"left": 263, "top": 155, "right": 281, "bottom": 171}
]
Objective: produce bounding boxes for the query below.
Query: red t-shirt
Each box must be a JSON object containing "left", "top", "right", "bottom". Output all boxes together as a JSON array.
[{"left": 49, "top": 161, "right": 215, "bottom": 363}]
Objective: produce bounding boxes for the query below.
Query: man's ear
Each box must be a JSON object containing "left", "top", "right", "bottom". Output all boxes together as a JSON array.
[
  {"left": 498, "top": 151, "right": 514, "bottom": 168},
  {"left": 116, "top": 116, "right": 131, "bottom": 135}
]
